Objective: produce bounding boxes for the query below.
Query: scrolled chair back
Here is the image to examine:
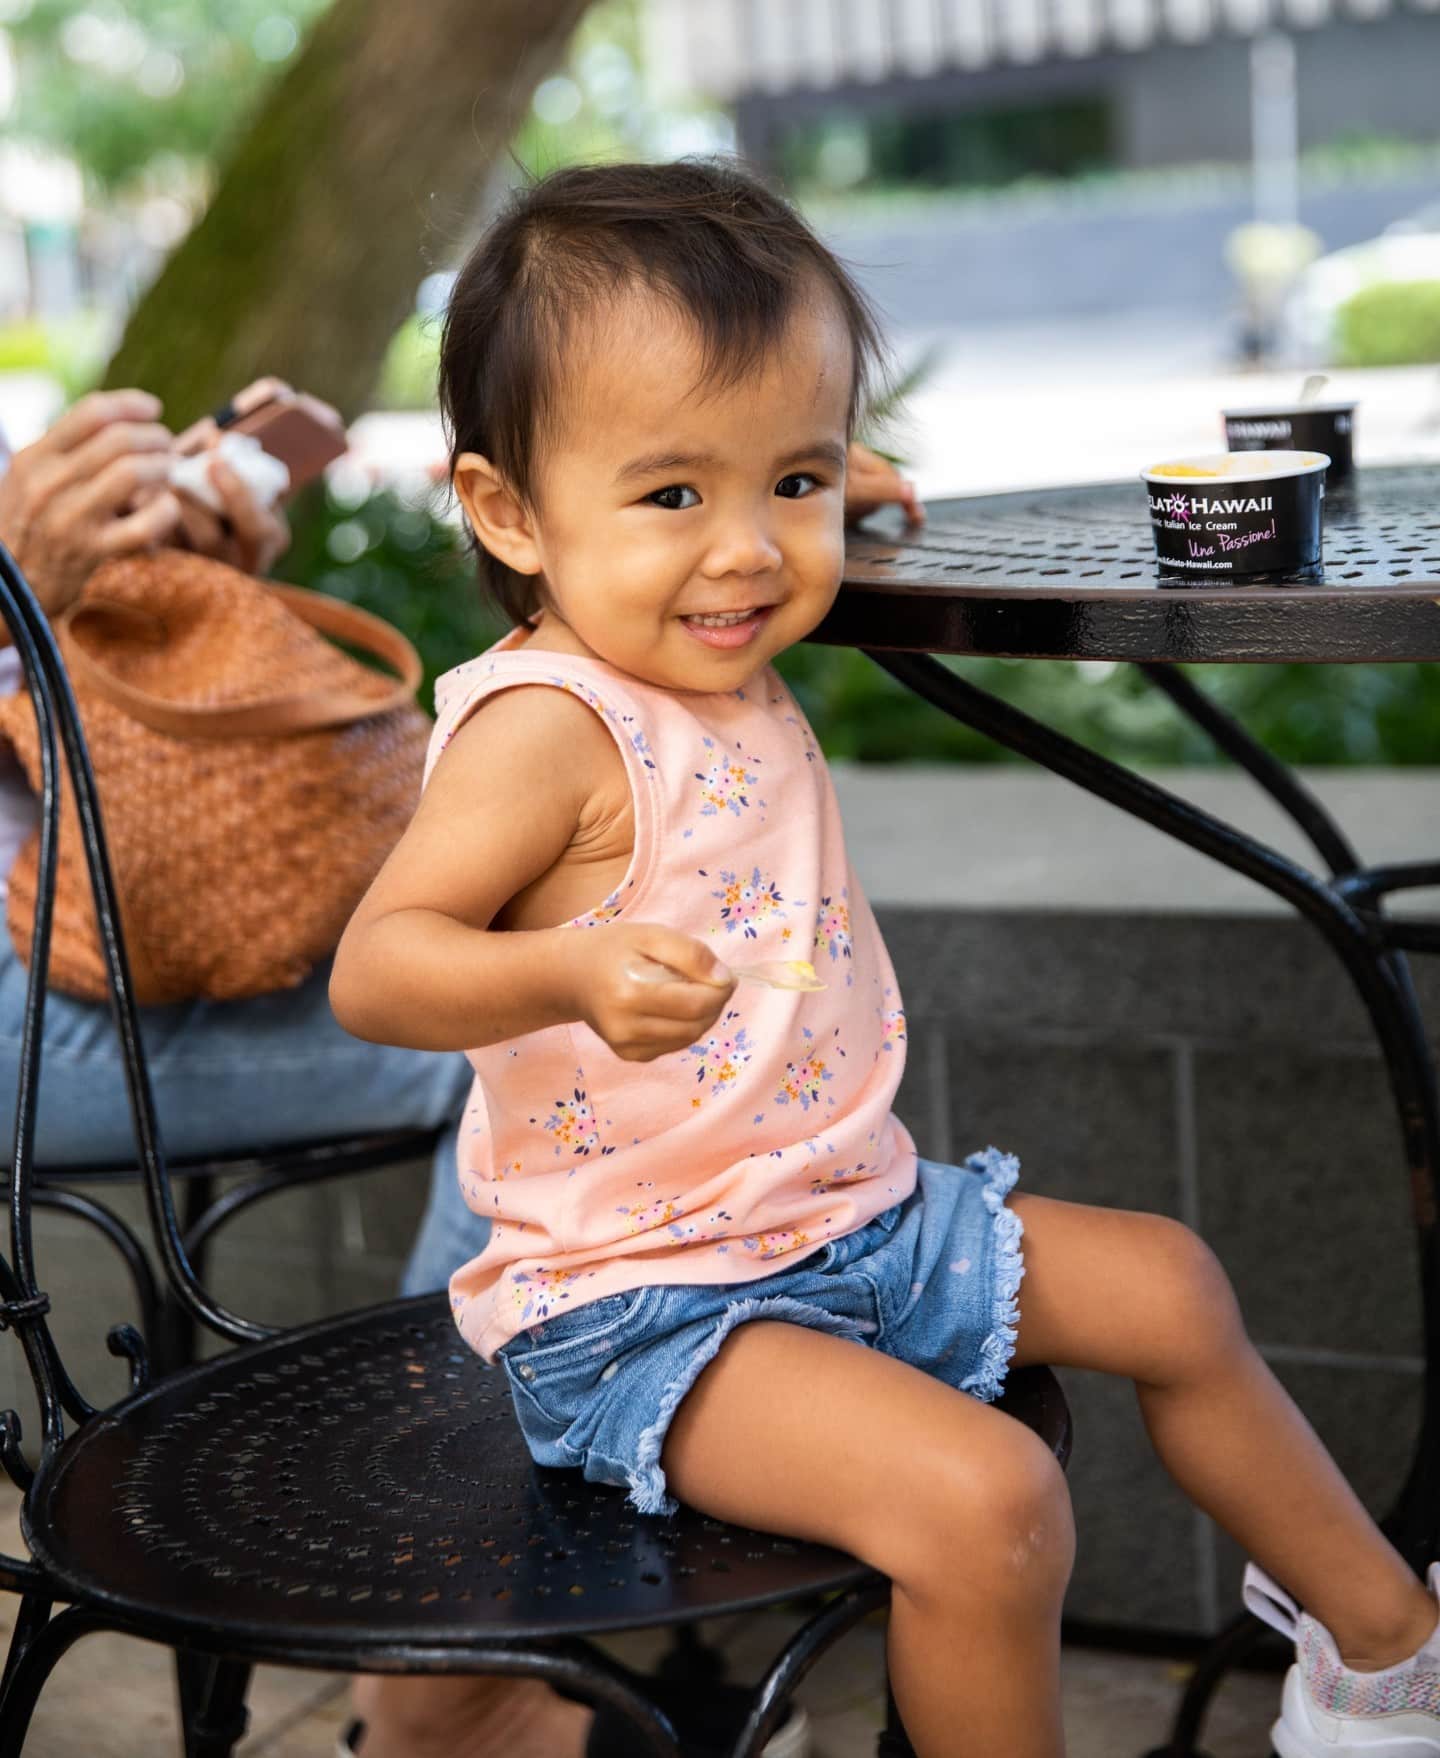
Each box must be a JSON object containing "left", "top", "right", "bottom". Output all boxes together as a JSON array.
[{"left": 0, "top": 544, "right": 273, "bottom": 1497}]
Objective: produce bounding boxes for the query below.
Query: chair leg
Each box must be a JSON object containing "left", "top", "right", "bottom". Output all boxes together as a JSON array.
[
  {"left": 656, "top": 1619, "right": 729, "bottom": 1686},
  {"left": 0, "top": 1593, "right": 50, "bottom": 1699},
  {"left": 0, "top": 1604, "right": 112, "bottom": 1758},
  {"left": 878, "top": 1680, "right": 917, "bottom": 1756},
  {"left": 1139, "top": 1608, "right": 1270, "bottom": 1758},
  {"left": 177, "top": 1651, "right": 251, "bottom": 1758}
]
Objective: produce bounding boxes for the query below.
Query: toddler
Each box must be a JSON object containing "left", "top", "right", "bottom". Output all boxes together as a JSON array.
[{"left": 331, "top": 159, "right": 1440, "bottom": 1758}]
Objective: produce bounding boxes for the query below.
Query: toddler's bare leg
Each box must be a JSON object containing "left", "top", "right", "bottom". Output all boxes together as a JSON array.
[
  {"left": 661, "top": 1319, "right": 1074, "bottom": 1758},
  {"left": 1008, "top": 1194, "right": 1435, "bottom": 1669}
]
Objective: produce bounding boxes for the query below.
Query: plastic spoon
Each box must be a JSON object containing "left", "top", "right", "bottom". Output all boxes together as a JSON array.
[
  {"left": 1299, "top": 373, "right": 1329, "bottom": 406},
  {"left": 625, "top": 957, "right": 828, "bottom": 993}
]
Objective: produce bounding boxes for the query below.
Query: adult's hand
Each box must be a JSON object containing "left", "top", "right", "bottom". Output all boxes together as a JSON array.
[
  {"left": 170, "top": 451, "right": 292, "bottom": 577},
  {"left": 844, "top": 441, "right": 925, "bottom": 529},
  {"left": 0, "top": 389, "right": 182, "bottom": 620},
  {"left": 171, "top": 376, "right": 341, "bottom": 576}
]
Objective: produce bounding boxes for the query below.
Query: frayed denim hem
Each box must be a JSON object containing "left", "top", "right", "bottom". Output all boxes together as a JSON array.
[
  {"left": 625, "top": 1294, "right": 874, "bottom": 1518},
  {"left": 958, "top": 1146, "right": 1025, "bottom": 1405}
]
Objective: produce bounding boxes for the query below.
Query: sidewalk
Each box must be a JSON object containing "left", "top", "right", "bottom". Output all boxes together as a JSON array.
[{"left": 0, "top": 1481, "right": 1280, "bottom": 1758}]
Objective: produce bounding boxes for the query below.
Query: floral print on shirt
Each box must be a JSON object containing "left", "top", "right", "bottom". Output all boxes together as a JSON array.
[
  {"left": 614, "top": 1185, "right": 686, "bottom": 1235},
  {"left": 695, "top": 737, "right": 760, "bottom": 816},
  {"left": 704, "top": 866, "right": 788, "bottom": 937},
  {"left": 740, "top": 1227, "right": 813, "bottom": 1260},
  {"left": 815, "top": 892, "right": 853, "bottom": 963},
  {"left": 809, "top": 1159, "right": 871, "bottom": 1195},
  {"left": 509, "top": 1265, "right": 586, "bottom": 1324},
  {"left": 774, "top": 1026, "right": 833, "bottom": 1112},
  {"left": 533, "top": 1074, "right": 613, "bottom": 1160},
  {"left": 686, "top": 1009, "right": 754, "bottom": 1100}
]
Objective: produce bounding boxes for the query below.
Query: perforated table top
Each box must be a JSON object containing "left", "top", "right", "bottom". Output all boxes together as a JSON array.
[{"left": 822, "top": 464, "right": 1440, "bottom": 663}]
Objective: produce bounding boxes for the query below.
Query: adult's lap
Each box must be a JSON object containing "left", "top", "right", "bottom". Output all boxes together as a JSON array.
[{"left": 0, "top": 932, "right": 471, "bottom": 1167}]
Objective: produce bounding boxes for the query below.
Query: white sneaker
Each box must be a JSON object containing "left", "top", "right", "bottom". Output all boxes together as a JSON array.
[{"left": 1245, "top": 1560, "right": 1440, "bottom": 1756}]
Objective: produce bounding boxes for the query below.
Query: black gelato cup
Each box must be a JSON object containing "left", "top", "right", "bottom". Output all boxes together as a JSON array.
[
  {"left": 1142, "top": 451, "right": 1330, "bottom": 584},
  {"left": 1224, "top": 401, "right": 1355, "bottom": 481}
]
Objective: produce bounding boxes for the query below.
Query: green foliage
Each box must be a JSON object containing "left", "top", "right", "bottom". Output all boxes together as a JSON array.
[
  {"left": 273, "top": 482, "right": 503, "bottom": 714},
  {"left": 508, "top": 0, "right": 660, "bottom": 179},
  {"left": 775, "top": 645, "right": 1440, "bottom": 767},
  {"left": 277, "top": 485, "right": 1440, "bottom": 765},
  {"left": 782, "top": 97, "right": 1114, "bottom": 198},
  {"left": 1336, "top": 281, "right": 1440, "bottom": 368},
  {"left": 375, "top": 314, "right": 441, "bottom": 412},
  {"left": 0, "top": 315, "right": 108, "bottom": 400},
  {"left": 6, "top": 0, "right": 332, "bottom": 194}
]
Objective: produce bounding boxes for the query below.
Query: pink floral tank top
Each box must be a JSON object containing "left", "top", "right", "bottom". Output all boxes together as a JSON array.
[{"left": 428, "top": 628, "right": 918, "bottom": 1363}]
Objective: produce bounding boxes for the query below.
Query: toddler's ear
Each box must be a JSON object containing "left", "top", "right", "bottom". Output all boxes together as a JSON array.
[{"left": 453, "top": 452, "right": 542, "bottom": 576}]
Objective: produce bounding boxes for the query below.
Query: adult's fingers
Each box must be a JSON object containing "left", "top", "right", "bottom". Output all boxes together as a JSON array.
[
  {"left": 64, "top": 450, "right": 176, "bottom": 525},
  {"left": 172, "top": 490, "right": 228, "bottom": 557},
  {"left": 59, "top": 419, "right": 174, "bottom": 488},
  {"left": 173, "top": 412, "right": 219, "bottom": 456},
  {"left": 292, "top": 389, "right": 344, "bottom": 433},
  {"left": 208, "top": 457, "right": 289, "bottom": 570},
  {"left": 233, "top": 376, "right": 293, "bottom": 415},
  {"left": 41, "top": 390, "right": 164, "bottom": 456},
  {"left": 95, "top": 491, "right": 183, "bottom": 557}
]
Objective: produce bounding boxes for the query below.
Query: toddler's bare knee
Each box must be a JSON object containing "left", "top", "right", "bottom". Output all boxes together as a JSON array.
[
  {"left": 888, "top": 1423, "right": 1074, "bottom": 1613},
  {"left": 1139, "top": 1216, "right": 1247, "bottom": 1383}
]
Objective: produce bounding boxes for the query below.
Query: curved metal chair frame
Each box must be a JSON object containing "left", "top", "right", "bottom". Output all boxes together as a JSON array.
[
  {"left": 28, "top": 1127, "right": 443, "bottom": 1375},
  {"left": 0, "top": 542, "right": 1072, "bottom": 1758}
]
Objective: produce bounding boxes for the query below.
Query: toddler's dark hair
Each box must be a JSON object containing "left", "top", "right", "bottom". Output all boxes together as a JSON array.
[{"left": 439, "top": 156, "right": 888, "bottom": 625}]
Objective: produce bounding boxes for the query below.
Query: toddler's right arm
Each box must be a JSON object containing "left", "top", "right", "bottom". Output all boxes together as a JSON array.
[{"left": 329, "top": 684, "right": 734, "bottom": 1059}]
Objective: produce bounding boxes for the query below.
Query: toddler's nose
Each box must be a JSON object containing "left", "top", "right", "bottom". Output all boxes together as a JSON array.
[{"left": 701, "top": 520, "right": 783, "bottom": 579}]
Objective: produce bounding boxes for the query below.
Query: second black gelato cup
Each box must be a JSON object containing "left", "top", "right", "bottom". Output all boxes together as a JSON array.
[
  {"left": 1142, "top": 451, "right": 1330, "bottom": 583},
  {"left": 1224, "top": 402, "right": 1355, "bottom": 481}
]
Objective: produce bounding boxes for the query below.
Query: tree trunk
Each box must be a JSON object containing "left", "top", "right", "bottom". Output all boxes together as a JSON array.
[{"left": 104, "top": 0, "right": 593, "bottom": 427}]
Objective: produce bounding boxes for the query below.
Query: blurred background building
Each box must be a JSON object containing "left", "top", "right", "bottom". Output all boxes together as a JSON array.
[{"left": 648, "top": 0, "right": 1440, "bottom": 173}]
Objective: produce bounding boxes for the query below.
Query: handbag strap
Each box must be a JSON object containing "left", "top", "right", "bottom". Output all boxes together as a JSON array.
[{"left": 61, "top": 584, "right": 423, "bottom": 740}]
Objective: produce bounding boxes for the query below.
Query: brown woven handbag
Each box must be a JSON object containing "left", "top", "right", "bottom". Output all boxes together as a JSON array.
[{"left": 0, "top": 547, "right": 429, "bottom": 1005}]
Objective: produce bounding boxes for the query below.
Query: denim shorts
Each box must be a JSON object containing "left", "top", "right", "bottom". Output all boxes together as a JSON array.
[{"left": 494, "top": 1149, "right": 1024, "bottom": 1518}]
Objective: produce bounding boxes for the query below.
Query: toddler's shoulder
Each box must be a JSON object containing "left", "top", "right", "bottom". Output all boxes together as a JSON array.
[{"left": 437, "top": 675, "right": 624, "bottom": 788}]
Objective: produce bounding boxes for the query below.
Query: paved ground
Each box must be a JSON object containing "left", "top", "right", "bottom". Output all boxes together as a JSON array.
[{"left": 1, "top": 1481, "right": 1285, "bottom": 1757}]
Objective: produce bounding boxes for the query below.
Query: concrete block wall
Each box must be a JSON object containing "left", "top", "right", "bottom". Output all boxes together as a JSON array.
[{"left": 880, "top": 905, "right": 1434, "bottom": 1636}]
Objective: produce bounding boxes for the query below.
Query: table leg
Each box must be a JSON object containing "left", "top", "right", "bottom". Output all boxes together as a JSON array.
[{"left": 863, "top": 650, "right": 1440, "bottom": 1752}]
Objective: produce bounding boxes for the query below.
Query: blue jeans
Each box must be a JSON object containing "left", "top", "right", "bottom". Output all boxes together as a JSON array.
[
  {"left": 495, "top": 1150, "right": 1024, "bottom": 1517},
  {"left": 401, "top": 1127, "right": 494, "bottom": 1295},
  {"left": 0, "top": 932, "right": 475, "bottom": 1271}
]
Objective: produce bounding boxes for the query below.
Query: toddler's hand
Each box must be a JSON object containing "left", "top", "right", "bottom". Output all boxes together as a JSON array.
[
  {"left": 844, "top": 440, "right": 925, "bottom": 529},
  {"left": 570, "top": 924, "right": 734, "bottom": 1062}
]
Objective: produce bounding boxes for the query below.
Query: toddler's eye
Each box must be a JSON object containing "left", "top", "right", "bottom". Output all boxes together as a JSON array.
[
  {"left": 775, "top": 473, "right": 822, "bottom": 499},
  {"left": 647, "top": 485, "right": 700, "bottom": 511}
]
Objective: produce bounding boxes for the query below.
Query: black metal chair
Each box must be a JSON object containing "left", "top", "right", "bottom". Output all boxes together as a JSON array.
[
  {"left": 30, "top": 1127, "right": 444, "bottom": 1375},
  {"left": 0, "top": 540, "right": 1072, "bottom": 1758}
]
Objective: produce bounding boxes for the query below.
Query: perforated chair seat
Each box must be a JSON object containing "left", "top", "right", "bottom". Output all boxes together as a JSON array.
[{"left": 23, "top": 1292, "right": 1070, "bottom": 1666}]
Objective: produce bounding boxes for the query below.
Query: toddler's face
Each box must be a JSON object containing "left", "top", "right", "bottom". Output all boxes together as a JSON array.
[{"left": 483, "top": 285, "right": 853, "bottom": 693}]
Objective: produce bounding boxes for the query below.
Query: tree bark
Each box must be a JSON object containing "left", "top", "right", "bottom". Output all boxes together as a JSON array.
[{"left": 104, "top": 0, "right": 594, "bottom": 426}]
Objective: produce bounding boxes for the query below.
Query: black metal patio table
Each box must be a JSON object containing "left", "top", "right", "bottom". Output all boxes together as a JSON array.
[{"left": 817, "top": 461, "right": 1440, "bottom": 1758}]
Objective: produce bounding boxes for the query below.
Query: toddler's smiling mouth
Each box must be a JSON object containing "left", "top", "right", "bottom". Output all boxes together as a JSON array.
[{"left": 679, "top": 605, "right": 777, "bottom": 649}]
